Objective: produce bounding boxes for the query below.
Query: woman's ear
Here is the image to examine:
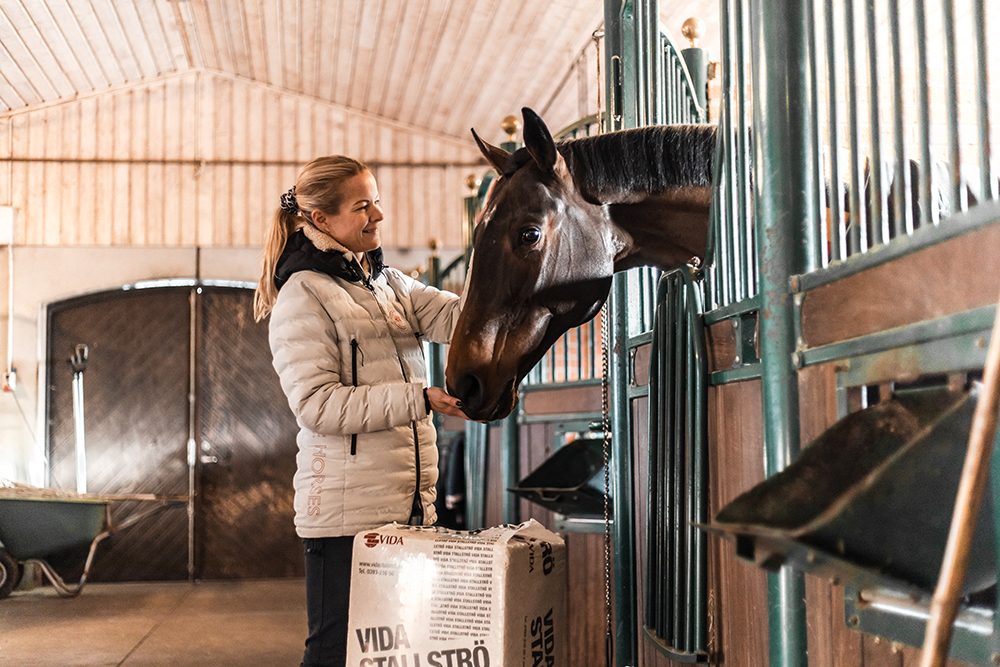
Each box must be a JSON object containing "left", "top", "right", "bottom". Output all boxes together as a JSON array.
[{"left": 311, "top": 209, "right": 326, "bottom": 228}]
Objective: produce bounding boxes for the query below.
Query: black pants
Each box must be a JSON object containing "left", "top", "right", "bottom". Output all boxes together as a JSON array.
[{"left": 301, "top": 536, "right": 354, "bottom": 667}]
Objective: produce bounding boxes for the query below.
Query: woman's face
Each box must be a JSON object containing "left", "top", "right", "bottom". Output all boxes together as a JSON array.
[{"left": 313, "top": 171, "right": 383, "bottom": 255}]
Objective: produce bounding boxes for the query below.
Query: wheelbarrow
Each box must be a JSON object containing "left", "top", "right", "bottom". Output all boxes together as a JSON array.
[{"left": 0, "top": 491, "right": 185, "bottom": 600}]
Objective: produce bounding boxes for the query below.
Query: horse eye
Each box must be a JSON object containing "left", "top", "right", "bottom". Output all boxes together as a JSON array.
[{"left": 519, "top": 227, "right": 541, "bottom": 245}]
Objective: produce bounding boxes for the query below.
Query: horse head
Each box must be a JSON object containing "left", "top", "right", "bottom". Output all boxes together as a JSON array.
[{"left": 446, "top": 108, "right": 616, "bottom": 422}]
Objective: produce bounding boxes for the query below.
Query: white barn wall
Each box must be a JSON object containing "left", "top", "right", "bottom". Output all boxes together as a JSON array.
[
  {"left": 0, "top": 71, "right": 484, "bottom": 484},
  {"left": 0, "top": 70, "right": 483, "bottom": 250}
]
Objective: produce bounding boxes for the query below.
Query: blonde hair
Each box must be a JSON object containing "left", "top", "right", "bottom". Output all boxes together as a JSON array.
[{"left": 253, "top": 156, "right": 368, "bottom": 321}]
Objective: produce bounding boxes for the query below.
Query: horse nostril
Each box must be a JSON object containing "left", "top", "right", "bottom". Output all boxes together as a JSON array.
[{"left": 453, "top": 372, "right": 484, "bottom": 412}]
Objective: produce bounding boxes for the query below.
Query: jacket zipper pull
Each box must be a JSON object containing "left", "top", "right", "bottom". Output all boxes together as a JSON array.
[{"left": 351, "top": 339, "right": 359, "bottom": 456}]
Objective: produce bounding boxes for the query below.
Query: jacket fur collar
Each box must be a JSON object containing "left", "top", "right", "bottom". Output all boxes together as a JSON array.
[{"left": 274, "top": 224, "right": 385, "bottom": 290}]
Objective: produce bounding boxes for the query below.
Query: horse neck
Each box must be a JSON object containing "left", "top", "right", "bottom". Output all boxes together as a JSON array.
[
  {"left": 559, "top": 126, "right": 716, "bottom": 272},
  {"left": 606, "top": 187, "right": 713, "bottom": 271}
]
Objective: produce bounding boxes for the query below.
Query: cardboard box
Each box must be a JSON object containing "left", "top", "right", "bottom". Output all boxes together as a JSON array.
[{"left": 347, "top": 519, "right": 566, "bottom": 667}]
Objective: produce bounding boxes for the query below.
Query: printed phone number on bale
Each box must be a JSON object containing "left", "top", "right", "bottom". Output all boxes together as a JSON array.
[{"left": 358, "top": 562, "right": 400, "bottom": 576}]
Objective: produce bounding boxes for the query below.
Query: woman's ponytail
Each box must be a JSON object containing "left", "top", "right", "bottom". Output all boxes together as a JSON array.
[{"left": 253, "top": 208, "right": 299, "bottom": 321}]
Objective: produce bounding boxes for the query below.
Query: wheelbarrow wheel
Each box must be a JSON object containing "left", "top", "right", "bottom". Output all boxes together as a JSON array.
[{"left": 0, "top": 548, "right": 20, "bottom": 600}]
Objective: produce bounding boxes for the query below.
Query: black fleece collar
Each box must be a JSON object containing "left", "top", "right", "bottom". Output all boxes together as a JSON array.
[{"left": 274, "top": 229, "right": 386, "bottom": 290}]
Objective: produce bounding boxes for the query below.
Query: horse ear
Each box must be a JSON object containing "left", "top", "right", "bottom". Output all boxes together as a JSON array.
[
  {"left": 522, "top": 107, "right": 558, "bottom": 175},
  {"left": 471, "top": 128, "right": 512, "bottom": 176}
]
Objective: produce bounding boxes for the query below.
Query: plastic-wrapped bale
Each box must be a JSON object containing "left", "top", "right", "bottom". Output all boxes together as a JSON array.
[{"left": 347, "top": 519, "right": 566, "bottom": 667}]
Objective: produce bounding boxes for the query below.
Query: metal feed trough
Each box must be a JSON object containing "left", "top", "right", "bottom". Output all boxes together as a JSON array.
[
  {"left": 509, "top": 437, "right": 607, "bottom": 516},
  {"left": 703, "top": 386, "right": 996, "bottom": 597}
]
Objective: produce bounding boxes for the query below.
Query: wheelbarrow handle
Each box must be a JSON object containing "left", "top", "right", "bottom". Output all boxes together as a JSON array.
[
  {"left": 108, "top": 501, "right": 180, "bottom": 533},
  {"left": 26, "top": 528, "right": 112, "bottom": 598}
]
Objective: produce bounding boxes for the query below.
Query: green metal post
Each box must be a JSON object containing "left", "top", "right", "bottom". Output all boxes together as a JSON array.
[
  {"left": 464, "top": 422, "right": 488, "bottom": 531},
  {"left": 427, "top": 254, "right": 445, "bottom": 435},
  {"left": 749, "top": 0, "right": 814, "bottom": 665},
  {"left": 605, "top": 1, "right": 665, "bottom": 664},
  {"left": 463, "top": 195, "right": 479, "bottom": 269},
  {"left": 610, "top": 272, "right": 637, "bottom": 667},
  {"left": 680, "top": 47, "right": 708, "bottom": 115},
  {"left": 501, "top": 409, "right": 520, "bottom": 525}
]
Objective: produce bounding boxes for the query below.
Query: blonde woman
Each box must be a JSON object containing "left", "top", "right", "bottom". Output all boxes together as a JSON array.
[{"left": 255, "top": 156, "right": 469, "bottom": 667}]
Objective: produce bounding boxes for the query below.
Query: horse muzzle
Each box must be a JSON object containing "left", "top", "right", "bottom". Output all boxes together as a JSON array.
[{"left": 449, "top": 371, "right": 519, "bottom": 422}]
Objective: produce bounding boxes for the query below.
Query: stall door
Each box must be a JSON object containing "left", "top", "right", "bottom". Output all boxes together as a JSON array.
[
  {"left": 195, "top": 286, "right": 301, "bottom": 579},
  {"left": 46, "top": 285, "right": 301, "bottom": 581},
  {"left": 47, "top": 288, "right": 191, "bottom": 581}
]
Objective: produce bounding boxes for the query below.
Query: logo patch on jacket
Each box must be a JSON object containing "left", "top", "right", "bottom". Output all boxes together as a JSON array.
[{"left": 385, "top": 305, "right": 411, "bottom": 333}]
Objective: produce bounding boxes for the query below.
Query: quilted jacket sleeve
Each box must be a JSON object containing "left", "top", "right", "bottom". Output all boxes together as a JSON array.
[
  {"left": 269, "top": 274, "right": 428, "bottom": 436},
  {"left": 390, "top": 270, "right": 462, "bottom": 345}
]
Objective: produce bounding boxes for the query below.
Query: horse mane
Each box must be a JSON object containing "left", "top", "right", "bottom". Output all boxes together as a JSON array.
[{"left": 557, "top": 125, "right": 717, "bottom": 201}]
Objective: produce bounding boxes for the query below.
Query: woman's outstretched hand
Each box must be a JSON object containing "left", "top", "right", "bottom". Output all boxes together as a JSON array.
[{"left": 426, "top": 386, "right": 473, "bottom": 420}]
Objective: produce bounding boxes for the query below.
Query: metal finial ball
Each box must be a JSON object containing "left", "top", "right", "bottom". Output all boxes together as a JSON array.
[
  {"left": 500, "top": 115, "right": 521, "bottom": 140},
  {"left": 465, "top": 174, "right": 481, "bottom": 191},
  {"left": 428, "top": 238, "right": 440, "bottom": 251},
  {"left": 681, "top": 17, "right": 705, "bottom": 48}
]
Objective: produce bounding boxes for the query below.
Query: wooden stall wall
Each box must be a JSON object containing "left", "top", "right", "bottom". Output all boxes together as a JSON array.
[
  {"left": 0, "top": 70, "right": 482, "bottom": 251},
  {"left": 707, "top": 380, "right": 770, "bottom": 667}
]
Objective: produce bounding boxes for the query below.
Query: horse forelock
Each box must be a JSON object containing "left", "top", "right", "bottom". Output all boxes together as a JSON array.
[{"left": 558, "top": 125, "right": 716, "bottom": 201}]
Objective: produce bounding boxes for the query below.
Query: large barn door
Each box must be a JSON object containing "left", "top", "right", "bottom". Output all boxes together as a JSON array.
[
  {"left": 47, "top": 287, "right": 191, "bottom": 581},
  {"left": 46, "top": 284, "right": 301, "bottom": 582},
  {"left": 195, "top": 286, "right": 301, "bottom": 579}
]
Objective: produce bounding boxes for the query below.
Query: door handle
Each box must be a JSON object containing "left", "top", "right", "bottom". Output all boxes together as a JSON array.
[{"left": 199, "top": 440, "right": 220, "bottom": 465}]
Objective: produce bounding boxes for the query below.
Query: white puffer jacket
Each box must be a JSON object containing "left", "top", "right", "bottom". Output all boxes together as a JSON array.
[{"left": 269, "top": 227, "right": 461, "bottom": 538}]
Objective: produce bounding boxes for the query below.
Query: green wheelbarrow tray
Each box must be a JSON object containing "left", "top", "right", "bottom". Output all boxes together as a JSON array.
[
  {"left": 0, "top": 496, "right": 109, "bottom": 559},
  {"left": 0, "top": 493, "right": 183, "bottom": 599},
  {"left": 701, "top": 385, "right": 997, "bottom": 596}
]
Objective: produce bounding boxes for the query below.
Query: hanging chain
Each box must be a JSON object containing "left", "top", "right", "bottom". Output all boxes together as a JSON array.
[{"left": 601, "top": 299, "right": 613, "bottom": 667}]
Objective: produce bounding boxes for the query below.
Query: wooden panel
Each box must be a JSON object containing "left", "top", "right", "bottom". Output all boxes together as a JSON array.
[
  {"left": 484, "top": 424, "right": 504, "bottom": 530},
  {"left": 797, "top": 363, "right": 845, "bottom": 667},
  {"left": 0, "top": 117, "right": 9, "bottom": 205},
  {"left": 633, "top": 342, "right": 651, "bottom": 386},
  {"left": 565, "top": 532, "right": 608, "bottom": 667},
  {"left": 706, "top": 380, "right": 769, "bottom": 667},
  {"left": 521, "top": 384, "right": 603, "bottom": 416},
  {"left": 517, "top": 421, "right": 555, "bottom": 526},
  {"left": 706, "top": 319, "right": 738, "bottom": 373},
  {"left": 801, "top": 223, "right": 1000, "bottom": 348},
  {"left": 42, "top": 106, "right": 61, "bottom": 244}
]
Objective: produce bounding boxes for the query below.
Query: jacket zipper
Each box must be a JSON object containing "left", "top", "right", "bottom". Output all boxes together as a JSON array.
[
  {"left": 350, "top": 339, "right": 359, "bottom": 456},
  {"left": 358, "top": 264, "right": 424, "bottom": 525}
]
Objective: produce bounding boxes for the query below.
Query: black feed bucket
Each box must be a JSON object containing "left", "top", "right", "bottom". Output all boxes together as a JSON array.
[
  {"left": 703, "top": 385, "right": 997, "bottom": 596},
  {"left": 509, "top": 438, "right": 606, "bottom": 516}
]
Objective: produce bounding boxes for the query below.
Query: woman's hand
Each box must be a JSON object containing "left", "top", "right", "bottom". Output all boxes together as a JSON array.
[{"left": 425, "top": 386, "right": 473, "bottom": 420}]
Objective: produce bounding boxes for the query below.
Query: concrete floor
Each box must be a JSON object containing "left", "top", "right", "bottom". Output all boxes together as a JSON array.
[{"left": 0, "top": 579, "right": 309, "bottom": 667}]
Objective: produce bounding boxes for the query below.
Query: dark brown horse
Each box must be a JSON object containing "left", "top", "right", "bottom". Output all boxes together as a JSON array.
[{"left": 446, "top": 107, "right": 716, "bottom": 422}]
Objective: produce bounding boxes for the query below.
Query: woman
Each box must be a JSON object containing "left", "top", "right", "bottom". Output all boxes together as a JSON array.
[{"left": 253, "top": 155, "right": 469, "bottom": 667}]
